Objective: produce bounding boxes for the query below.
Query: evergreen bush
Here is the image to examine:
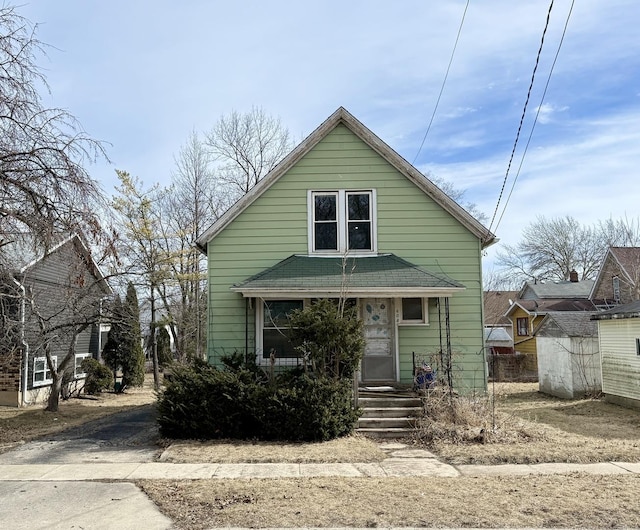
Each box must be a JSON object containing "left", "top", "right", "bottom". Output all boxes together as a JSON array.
[
  {"left": 81, "top": 358, "right": 114, "bottom": 394},
  {"left": 157, "top": 299, "right": 363, "bottom": 441},
  {"left": 157, "top": 361, "right": 359, "bottom": 441}
]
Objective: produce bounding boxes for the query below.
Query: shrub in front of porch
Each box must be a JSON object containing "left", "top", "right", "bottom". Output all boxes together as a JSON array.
[
  {"left": 157, "top": 300, "right": 364, "bottom": 441},
  {"left": 156, "top": 360, "right": 358, "bottom": 441}
]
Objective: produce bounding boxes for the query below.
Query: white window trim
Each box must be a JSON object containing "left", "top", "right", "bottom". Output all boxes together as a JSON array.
[
  {"left": 613, "top": 276, "right": 621, "bottom": 303},
  {"left": 256, "top": 298, "right": 307, "bottom": 364},
  {"left": 307, "top": 189, "right": 377, "bottom": 255},
  {"left": 74, "top": 353, "right": 91, "bottom": 379},
  {"left": 33, "top": 356, "right": 57, "bottom": 387},
  {"left": 396, "top": 297, "right": 429, "bottom": 326}
]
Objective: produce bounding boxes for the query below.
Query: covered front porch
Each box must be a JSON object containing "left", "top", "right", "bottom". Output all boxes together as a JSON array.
[{"left": 231, "top": 253, "right": 465, "bottom": 386}]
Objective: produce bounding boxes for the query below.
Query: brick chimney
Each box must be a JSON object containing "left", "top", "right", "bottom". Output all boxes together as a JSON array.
[{"left": 569, "top": 270, "right": 579, "bottom": 282}]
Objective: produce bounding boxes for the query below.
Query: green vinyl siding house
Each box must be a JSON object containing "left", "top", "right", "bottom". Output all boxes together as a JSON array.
[{"left": 196, "top": 107, "right": 496, "bottom": 392}]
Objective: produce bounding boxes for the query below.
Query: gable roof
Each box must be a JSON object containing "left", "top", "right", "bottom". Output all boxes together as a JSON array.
[
  {"left": 535, "top": 311, "right": 597, "bottom": 337},
  {"left": 196, "top": 107, "right": 496, "bottom": 252},
  {"left": 519, "top": 279, "right": 594, "bottom": 300},
  {"left": 231, "top": 254, "right": 465, "bottom": 298},
  {"left": 484, "top": 290, "right": 518, "bottom": 325},
  {"left": 505, "top": 298, "right": 596, "bottom": 318},
  {"left": 589, "top": 246, "right": 640, "bottom": 300},
  {"left": 21, "top": 234, "right": 112, "bottom": 295}
]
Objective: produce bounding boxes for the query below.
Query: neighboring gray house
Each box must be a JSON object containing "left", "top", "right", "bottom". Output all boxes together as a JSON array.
[
  {"left": 590, "top": 247, "right": 640, "bottom": 309},
  {"left": 592, "top": 300, "right": 640, "bottom": 409},
  {"left": 535, "top": 311, "right": 600, "bottom": 399},
  {"left": 0, "top": 234, "right": 111, "bottom": 406}
]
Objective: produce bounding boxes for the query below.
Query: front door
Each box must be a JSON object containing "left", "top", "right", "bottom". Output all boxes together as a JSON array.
[{"left": 360, "top": 298, "right": 396, "bottom": 382}]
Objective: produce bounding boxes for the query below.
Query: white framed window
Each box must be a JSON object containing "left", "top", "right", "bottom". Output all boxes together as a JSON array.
[
  {"left": 309, "top": 190, "right": 376, "bottom": 254},
  {"left": 258, "top": 299, "right": 305, "bottom": 360},
  {"left": 75, "top": 353, "right": 91, "bottom": 378},
  {"left": 516, "top": 317, "right": 529, "bottom": 337},
  {"left": 398, "top": 297, "right": 429, "bottom": 325},
  {"left": 33, "top": 356, "right": 57, "bottom": 386},
  {"left": 613, "top": 276, "right": 621, "bottom": 303}
]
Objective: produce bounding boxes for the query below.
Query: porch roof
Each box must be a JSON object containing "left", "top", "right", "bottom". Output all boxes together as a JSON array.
[{"left": 231, "top": 254, "right": 465, "bottom": 298}]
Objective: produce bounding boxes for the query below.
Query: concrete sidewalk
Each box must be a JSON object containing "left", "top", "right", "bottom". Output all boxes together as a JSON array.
[
  {"left": 2, "top": 442, "right": 639, "bottom": 530},
  {"left": 1, "top": 459, "right": 639, "bottom": 481}
]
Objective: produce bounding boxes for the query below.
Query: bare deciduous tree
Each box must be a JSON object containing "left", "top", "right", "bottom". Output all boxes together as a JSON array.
[
  {"left": 496, "top": 215, "right": 640, "bottom": 285},
  {"left": 156, "top": 132, "right": 222, "bottom": 360},
  {"left": 204, "top": 106, "right": 293, "bottom": 196},
  {"left": 0, "top": 6, "right": 107, "bottom": 252},
  {"left": 112, "top": 171, "right": 166, "bottom": 389},
  {"left": 428, "top": 173, "right": 488, "bottom": 224}
]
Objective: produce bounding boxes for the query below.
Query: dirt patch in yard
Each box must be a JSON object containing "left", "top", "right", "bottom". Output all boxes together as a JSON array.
[{"left": 139, "top": 474, "right": 640, "bottom": 529}]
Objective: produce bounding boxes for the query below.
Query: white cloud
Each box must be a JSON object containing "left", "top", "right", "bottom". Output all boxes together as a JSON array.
[
  {"left": 535, "top": 103, "right": 569, "bottom": 124},
  {"left": 14, "top": 0, "right": 640, "bottom": 219}
]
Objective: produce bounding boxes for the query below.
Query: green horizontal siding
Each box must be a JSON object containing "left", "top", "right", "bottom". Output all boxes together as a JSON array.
[{"left": 206, "top": 124, "right": 486, "bottom": 391}]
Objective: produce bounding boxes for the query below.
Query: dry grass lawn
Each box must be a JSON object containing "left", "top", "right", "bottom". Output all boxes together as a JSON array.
[
  {"left": 145, "top": 383, "right": 640, "bottom": 528},
  {"left": 3, "top": 379, "right": 640, "bottom": 528},
  {"left": 139, "top": 474, "right": 640, "bottom": 529},
  {"left": 160, "top": 382, "right": 640, "bottom": 466},
  {"left": 161, "top": 435, "right": 386, "bottom": 464},
  {"left": 427, "top": 382, "right": 640, "bottom": 465}
]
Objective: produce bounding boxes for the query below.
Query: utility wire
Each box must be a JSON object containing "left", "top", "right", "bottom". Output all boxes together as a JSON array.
[
  {"left": 412, "top": 0, "right": 470, "bottom": 165},
  {"left": 493, "top": 0, "right": 575, "bottom": 233},
  {"left": 484, "top": 0, "right": 555, "bottom": 239}
]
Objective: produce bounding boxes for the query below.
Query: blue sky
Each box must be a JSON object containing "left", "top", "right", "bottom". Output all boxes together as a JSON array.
[{"left": 18, "top": 1, "right": 640, "bottom": 268}]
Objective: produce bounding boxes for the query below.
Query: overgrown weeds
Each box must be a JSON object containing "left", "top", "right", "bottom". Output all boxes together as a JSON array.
[
  {"left": 413, "top": 387, "right": 546, "bottom": 446},
  {"left": 414, "top": 382, "right": 640, "bottom": 465}
]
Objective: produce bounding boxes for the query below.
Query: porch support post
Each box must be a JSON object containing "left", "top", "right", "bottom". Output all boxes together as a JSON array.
[{"left": 445, "top": 297, "right": 453, "bottom": 392}]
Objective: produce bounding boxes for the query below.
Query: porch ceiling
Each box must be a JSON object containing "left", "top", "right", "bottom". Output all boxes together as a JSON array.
[{"left": 231, "top": 254, "right": 465, "bottom": 298}]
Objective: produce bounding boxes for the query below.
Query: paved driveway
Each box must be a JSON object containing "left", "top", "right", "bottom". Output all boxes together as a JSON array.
[
  {"left": 0, "top": 404, "right": 172, "bottom": 529},
  {"left": 0, "top": 404, "right": 161, "bottom": 464}
]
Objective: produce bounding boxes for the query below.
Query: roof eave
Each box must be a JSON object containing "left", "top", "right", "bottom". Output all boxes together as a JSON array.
[{"left": 230, "top": 286, "right": 465, "bottom": 298}]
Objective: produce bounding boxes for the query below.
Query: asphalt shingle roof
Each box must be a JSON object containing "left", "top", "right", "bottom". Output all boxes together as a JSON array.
[
  {"left": 540, "top": 311, "right": 598, "bottom": 337},
  {"left": 591, "top": 300, "right": 640, "bottom": 320},
  {"left": 233, "top": 254, "right": 464, "bottom": 293},
  {"left": 522, "top": 280, "right": 595, "bottom": 299}
]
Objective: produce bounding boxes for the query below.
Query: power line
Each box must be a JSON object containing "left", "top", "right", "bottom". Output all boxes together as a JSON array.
[
  {"left": 493, "top": 0, "right": 575, "bottom": 234},
  {"left": 485, "top": 0, "right": 555, "bottom": 238},
  {"left": 412, "top": 0, "right": 470, "bottom": 165}
]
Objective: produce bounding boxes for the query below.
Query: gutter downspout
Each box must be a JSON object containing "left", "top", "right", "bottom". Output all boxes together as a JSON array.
[{"left": 12, "top": 277, "right": 31, "bottom": 407}]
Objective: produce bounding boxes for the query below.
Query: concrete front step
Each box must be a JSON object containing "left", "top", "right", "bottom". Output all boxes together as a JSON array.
[
  {"left": 360, "top": 407, "right": 423, "bottom": 419},
  {"left": 358, "top": 417, "right": 418, "bottom": 429},
  {"left": 356, "top": 388, "right": 424, "bottom": 438},
  {"left": 356, "top": 427, "right": 416, "bottom": 439},
  {"left": 358, "top": 397, "right": 423, "bottom": 408}
]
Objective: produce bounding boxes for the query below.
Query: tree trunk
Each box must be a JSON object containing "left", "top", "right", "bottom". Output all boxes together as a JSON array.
[
  {"left": 46, "top": 373, "right": 62, "bottom": 412},
  {"left": 150, "top": 285, "right": 160, "bottom": 390}
]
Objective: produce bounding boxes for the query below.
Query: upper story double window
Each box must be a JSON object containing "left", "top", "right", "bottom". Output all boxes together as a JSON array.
[{"left": 309, "top": 190, "right": 376, "bottom": 254}]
